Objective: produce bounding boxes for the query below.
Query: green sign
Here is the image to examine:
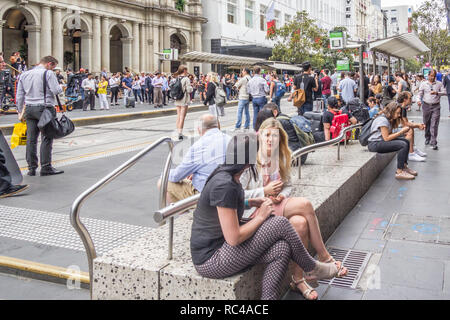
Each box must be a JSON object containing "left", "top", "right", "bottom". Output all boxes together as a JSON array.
[
  {"left": 337, "top": 59, "right": 350, "bottom": 71},
  {"left": 330, "top": 31, "right": 344, "bottom": 39}
]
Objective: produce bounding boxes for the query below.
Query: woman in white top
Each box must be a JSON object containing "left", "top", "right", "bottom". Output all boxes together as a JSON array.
[{"left": 173, "top": 65, "right": 193, "bottom": 140}]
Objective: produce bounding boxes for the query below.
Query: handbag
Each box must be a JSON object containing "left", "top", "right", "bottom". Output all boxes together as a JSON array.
[
  {"left": 38, "top": 70, "right": 75, "bottom": 139},
  {"left": 10, "top": 122, "right": 27, "bottom": 149}
]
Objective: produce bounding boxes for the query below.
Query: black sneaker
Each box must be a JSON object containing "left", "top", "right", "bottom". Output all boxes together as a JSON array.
[
  {"left": 0, "top": 185, "right": 29, "bottom": 198},
  {"left": 27, "top": 169, "right": 37, "bottom": 176},
  {"left": 432, "top": 145, "right": 438, "bottom": 150},
  {"left": 425, "top": 140, "right": 430, "bottom": 145}
]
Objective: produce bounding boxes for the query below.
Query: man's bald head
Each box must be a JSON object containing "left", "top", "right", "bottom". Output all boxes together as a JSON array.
[{"left": 199, "top": 114, "right": 218, "bottom": 135}]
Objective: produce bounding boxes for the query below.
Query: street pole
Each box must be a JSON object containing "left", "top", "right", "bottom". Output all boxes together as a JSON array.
[{"left": 360, "top": 43, "right": 365, "bottom": 103}]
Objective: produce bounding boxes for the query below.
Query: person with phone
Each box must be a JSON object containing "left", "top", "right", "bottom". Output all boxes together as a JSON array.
[
  {"left": 417, "top": 70, "right": 446, "bottom": 150},
  {"left": 367, "top": 102, "right": 418, "bottom": 180}
]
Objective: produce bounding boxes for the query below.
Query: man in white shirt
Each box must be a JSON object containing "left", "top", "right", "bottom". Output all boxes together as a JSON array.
[
  {"left": 109, "top": 73, "right": 120, "bottom": 105},
  {"left": 81, "top": 73, "right": 96, "bottom": 111}
]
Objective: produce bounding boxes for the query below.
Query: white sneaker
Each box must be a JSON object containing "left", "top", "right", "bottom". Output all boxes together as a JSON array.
[
  {"left": 414, "top": 148, "right": 427, "bottom": 157},
  {"left": 408, "top": 152, "right": 426, "bottom": 162}
]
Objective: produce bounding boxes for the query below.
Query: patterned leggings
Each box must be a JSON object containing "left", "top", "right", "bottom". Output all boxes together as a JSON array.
[{"left": 194, "top": 216, "right": 317, "bottom": 300}]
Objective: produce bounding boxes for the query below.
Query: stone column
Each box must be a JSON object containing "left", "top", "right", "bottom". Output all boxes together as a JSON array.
[
  {"left": 0, "top": 20, "right": 5, "bottom": 54},
  {"left": 25, "top": 25, "right": 41, "bottom": 65},
  {"left": 121, "top": 37, "right": 133, "bottom": 71},
  {"left": 162, "top": 24, "right": 171, "bottom": 73},
  {"left": 153, "top": 23, "right": 161, "bottom": 71},
  {"left": 131, "top": 22, "right": 140, "bottom": 72},
  {"left": 140, "top": 24, "right": 146, "bottom": 72},
  {"left": 101, "top": 17, "right": 110, "bottom": 72},
  {"left": 52, "top": 7, "right": 63, "bottom": 66},
  {"left": 147, "top": 24, "right": 154, "bottom": 72},
  {"left": 40, "top": 5, "right": 52, "bottom": 57},
  {"left": 92, "top": 15, "right": 101, "bottom": 73},
  {"left": 81, "top": 32, "right": 93, "bottom": 70}
]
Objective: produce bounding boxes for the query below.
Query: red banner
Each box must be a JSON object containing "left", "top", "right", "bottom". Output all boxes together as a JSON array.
[{"left": 267, "top": 20, "right": 276, "bottom": 36}]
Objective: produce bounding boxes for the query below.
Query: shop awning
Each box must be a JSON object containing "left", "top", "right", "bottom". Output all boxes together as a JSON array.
[
  {"left": 180, "top": 51, "right": 265, "bottom": 66},
  {"left": 368, "top": 33, "right": 430, "bottom": 59},
  {"left": 261, "top": 62, "right": 302, "bottom": 72}
]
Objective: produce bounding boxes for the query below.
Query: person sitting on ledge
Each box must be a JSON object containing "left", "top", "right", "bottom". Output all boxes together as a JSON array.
[
  {"left": 367, "top": 102, "right": 418, "bottom": 180},
  {"left": 158, "top": 114, "right": 231, "bottom": 204},
  {"left": 396, "top": 91, "right": 427, "bottom": 162},
  {"left": 190, "top": 134, "right": 346, "bottom": 300},
  {"left": 240, "top": 119, "right": 347, "bottom": 300}
]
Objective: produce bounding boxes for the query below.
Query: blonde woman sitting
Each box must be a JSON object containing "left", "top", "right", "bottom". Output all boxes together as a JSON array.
[{"left": 240, "top": 118, "right": 348, "bottom": 300}]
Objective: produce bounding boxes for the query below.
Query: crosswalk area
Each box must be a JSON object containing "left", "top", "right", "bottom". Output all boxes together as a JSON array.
[{"left": 0, "top": 205, "right": 153, "bottom": 255}]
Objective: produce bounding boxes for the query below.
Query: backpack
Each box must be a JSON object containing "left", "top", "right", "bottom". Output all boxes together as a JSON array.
[
  {"left": 213, "top": 83, "right": 226, "bottom": 107},
  {"left": 293, "top": 75, "right": 306, "bottom": 107},
  {"left": 278, "top": 115, "right": 314, "bottom": 165},
  {"left": 330, "top": 110, "right": 351, "bottom": 140},
  {"left": 346, "top": 98, "right": 370, "bottom": 123},
  {"left": 275, "top": 81, "right": 286, "bottom": 98},
  {"left": 169, "top": 77, "right": 185, "bottom": 100},
  {"left": 359, "top": 117, "right": 376, "bottom": 147},
  {"left": 290, "top": 115, "right": 312, "bottom": 133},
  {"left": 303, "top": 111, "right": 322, "bottom": 134}
]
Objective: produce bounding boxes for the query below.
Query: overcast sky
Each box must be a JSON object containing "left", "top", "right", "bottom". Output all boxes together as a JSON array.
[{"left": 380, "top": 0, "right": 427, "bottom": 9}]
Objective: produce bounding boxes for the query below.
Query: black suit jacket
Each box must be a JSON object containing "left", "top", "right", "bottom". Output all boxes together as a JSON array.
[{"left": 443, "top": 74, "right": 450, "bottom": 94}]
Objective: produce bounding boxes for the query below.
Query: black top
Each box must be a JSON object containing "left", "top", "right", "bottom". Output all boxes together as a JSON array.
[
  {"left": 190, "top": 171, "right": 245, "bottom": 265},
  {"left": 294, "top": 74, "right": 317, "bottom": 103},
  {"left": 204, "top": 82, "right": 218, "bottom": 106}
]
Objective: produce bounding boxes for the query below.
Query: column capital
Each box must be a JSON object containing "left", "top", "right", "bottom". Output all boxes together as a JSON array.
[
  {"left": 81, "top": 32, "right": 93, "bottom": 39},
  {"left": 25, "top": 24, "right": 41, "bottom": 32},
  {"left": 121, "top": 37, "right": 133, "bottom": 44},
  {"left": 51, "top": 6, "right": 65, "bottom": 12},
  {"left": 102, "top": 16, "right": 110, "bottom": 21},
  {"left": 41, "top": 4, "right": 51, "bottom": 10}
]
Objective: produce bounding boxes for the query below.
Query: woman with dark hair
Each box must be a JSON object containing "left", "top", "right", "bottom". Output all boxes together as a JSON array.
[
  {"left": 367, "top": 102, "right": 418, "bottom": 180},
  {"left": 173, "top": 65, "right": 193, "bottom": 140},
  {"left": 191, "top": 134, "right": 345, "bottom": 300},
  {"left": 370, "top": 75, "right": 383, "bottom": 96}
]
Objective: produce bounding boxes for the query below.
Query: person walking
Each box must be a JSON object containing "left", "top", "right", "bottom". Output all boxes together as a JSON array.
[
  {"left": 139, "top": 72, "right": 148, "bottom": 103},
  {"left": 145, "top": 73, "right": 154, "bottom": 105},
  {"left": 15, "top": 55, "right": 64, "bottom": 176},
  {"left": 288, "top": 62, "right": 318, "bottom": 115},
  {"left": 152, "top": 72, "right": 164, "bottom": 108},
  {"left": 0, "top": 53, "right": 29, "bottom": 197},
  {"left": 443, "top": 70, "right": 450, "bottom": 117},
  {"left": 121, "top": 72, "right": 133, "bottom": 108},
  {"left": 173, "top": 65, "right": 193, "bottom": 140},
  {"left": 97, "top": 75, "right": 109, "bottom": 110},
  {"left": 162, "top": 74, "right": 169, "bottom": 106},
  {"left": 417, "top": 70, "right": 447, "bottom": 150},
  {"left": 81, "top": 73, "right": 96, "bottom": 111},
  {"left": 247, "top": 66, "right": 269, "bottom": 129},
  {"left": 109, "top": 73, "right": 120, "bottom": 105},
  {"left": 234, "top": 68, "right": 252, "bottom": 132},
  {"left": 320, "top": 69, "right": 332, "bottom": 108}
]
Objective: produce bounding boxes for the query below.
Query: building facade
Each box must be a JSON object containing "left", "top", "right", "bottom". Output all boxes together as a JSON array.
[
  {"left": 382, "top": 5, "right": 413, "bottom": 37},
  {"left": 0, "top": 0, "right": 206, "bottom": 74},
  {"left": 201, "top": 0, "right": 346, "bottom": 72}
]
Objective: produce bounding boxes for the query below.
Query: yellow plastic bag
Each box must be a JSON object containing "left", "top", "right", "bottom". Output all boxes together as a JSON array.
[{"left": 11, "top": 122, "right": 27, "bottom": 149}]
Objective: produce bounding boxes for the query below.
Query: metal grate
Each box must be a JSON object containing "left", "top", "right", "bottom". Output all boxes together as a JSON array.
[{"left": 318, "top": 248, "right": 371, "bottom": 289}]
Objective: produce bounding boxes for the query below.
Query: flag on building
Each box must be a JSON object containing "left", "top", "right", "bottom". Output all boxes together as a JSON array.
[{"left": 266, "top": 1, "right": 276, "bottom": 36}]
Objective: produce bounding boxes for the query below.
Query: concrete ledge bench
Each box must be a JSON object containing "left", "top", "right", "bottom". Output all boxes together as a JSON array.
[{"left": 92, "top": 143, "right": 395, "bottom": 300}]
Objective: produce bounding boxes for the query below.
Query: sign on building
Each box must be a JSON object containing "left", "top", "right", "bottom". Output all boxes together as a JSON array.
[
  {"left": 163, "top": 49, "right": 179, "bottom": 61},
  {"left": 329, "top": 31, "right": 345, "bottom": 50},
  {"left": 337, "top": 59, "right": 350, "bottom": 71}
]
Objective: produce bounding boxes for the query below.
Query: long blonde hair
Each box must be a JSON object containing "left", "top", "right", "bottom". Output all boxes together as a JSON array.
[{"left": 257, "top": 118, "right": 292, "bottom": 182}]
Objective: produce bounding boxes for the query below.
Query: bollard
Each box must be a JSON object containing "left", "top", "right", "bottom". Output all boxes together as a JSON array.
[{"left": 168, "top": 217, "right": 174, "bottom": 260}]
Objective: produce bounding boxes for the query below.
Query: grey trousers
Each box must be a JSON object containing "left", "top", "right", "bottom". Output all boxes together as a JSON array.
[
  {"left": 422, "top": 102, "right": 441, "bottom": 145},
  {"left": 0, "top": 146, "right": 12, "bottom": 192},
  {"left": 25, "top": 105, "right": 56, "bottom": 170},
  {"left": 154, "top": 87, "right": 163, "bottom": 106}
]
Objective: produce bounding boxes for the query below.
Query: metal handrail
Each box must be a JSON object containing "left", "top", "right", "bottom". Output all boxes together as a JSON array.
[
  {"left": 70, "top": 137, "right": 174, "bottom": 298},
  {"left": 153, "top": 123, "right": 363, "bottom": 260},
  {"left": 291, "top": 123, "right": 362, "bottom": 178}
]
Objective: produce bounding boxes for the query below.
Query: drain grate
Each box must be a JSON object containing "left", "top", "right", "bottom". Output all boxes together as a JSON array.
[{"left": 318, "top": 248, "right": 371, "bottom": 289}]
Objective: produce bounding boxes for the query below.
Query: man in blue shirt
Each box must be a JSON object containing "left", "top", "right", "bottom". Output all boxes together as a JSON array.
[
  {"left": 122, "top": 73, "right": 133, "bottom": 107},
  {"left": 162, "top": 74, "right": 169, "bottom": 106},
  {"left": 161, "top": 114, "right": 231, "bottom": 204},
  {"left": 338, "top": 72, "right": 358, "bottom": 105}
]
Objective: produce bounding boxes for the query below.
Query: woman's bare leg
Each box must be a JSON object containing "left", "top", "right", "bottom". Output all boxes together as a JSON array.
[{"left": 289, "top": 216, "right": 318, "bottom": 299}]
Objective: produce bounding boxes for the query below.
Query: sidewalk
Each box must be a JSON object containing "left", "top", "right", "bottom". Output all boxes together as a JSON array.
[{"left": 284, "top": 98, "right": 450, "bottom": 300}]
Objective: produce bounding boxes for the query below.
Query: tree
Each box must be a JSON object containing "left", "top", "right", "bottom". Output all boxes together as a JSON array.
[
  {"left": 411, "top": 0, "right": 450, "bottom": 70},
  {"left": 267, "top": 11, "right": 356, "bottom": 71},
  {"left": 405, "top": 58, "right": 422, "bottom": 73},
  {"left": 267, "top": 11, "right": 326, "bottom": 68}
]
